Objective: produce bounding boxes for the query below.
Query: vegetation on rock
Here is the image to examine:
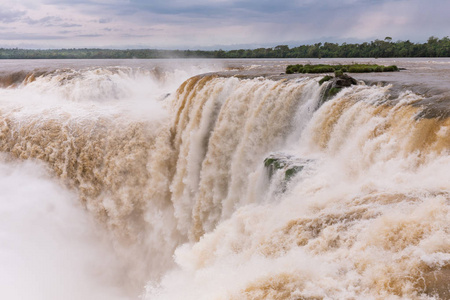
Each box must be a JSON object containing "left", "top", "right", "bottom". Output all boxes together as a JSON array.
[
  {"left": 318, "top": 75, "right": 333, "bottom": 85},
  {"left": 264, "top": 153, "right": 312, "bottom": 182},
  {"left": 334, "top": 70, "right": 344, "bottom": 77},
  {"left": 285, "top": 63, "right": 399, "bottom": 74},
  {"left": 318, "top": 74, "right": 358, "bottom": 105}
]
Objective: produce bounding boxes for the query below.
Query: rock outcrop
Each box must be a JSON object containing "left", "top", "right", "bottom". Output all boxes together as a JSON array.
[
  {"left": 318, "top": 74, "right": 358, "bottom": 107},
  {"left": 264, "top": 153, "right": 313, "bottom": 182}
]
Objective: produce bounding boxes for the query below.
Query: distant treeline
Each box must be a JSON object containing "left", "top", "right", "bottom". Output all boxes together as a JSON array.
[{"left": 1, "top": 37, "right": 450, "bottom": 59}]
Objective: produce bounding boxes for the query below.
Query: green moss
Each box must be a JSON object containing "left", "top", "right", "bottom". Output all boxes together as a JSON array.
[
  {"left": 319, "top": 75, "right": 333, "bottom": 85},
  {"left": 285, "top": 166, "right": 304, "bottom": 181},
  {"left": 264, "top": 158, "right": 276, "bottom": 167},
  {"left": 264, "top": 158, "right": 286, "bottom": 169},
  {"left": 264, "top": 155, "right": 310, "bottom": 183},
  {"left": 328, "top": 87, "right": 341, "bottom": 97}
]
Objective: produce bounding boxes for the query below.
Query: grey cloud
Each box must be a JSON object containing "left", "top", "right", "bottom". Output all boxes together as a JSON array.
[
  {"left": 23, "top": 16, "right": 82, "bottom": 28},
  {"left": 0, "top": 8, "right": 27, "bottom": 23},
  {"left": 31, "top": 0, "right": 446, "bottom": 24},
  {"left": 77, "top": 34, "right": 102, "bottom": 37},
  {"left": 3, "top": 0, "right": 449, "bottom": 49},
  {"left": 102, "top": 0, "right": 376, "bottom": 27},
  {"left": 61, "top": 23, "right": 82, "bottom": 28},
  {"left": 0, "top": 32, "right": 64, "bottom": 40},
  {"left": 24, "top": 16, "right": 63, "bottom": 25},
  {"left": 123, "top": 0, "right": 359, "bottom": 17},
  {"left": 120, "top": 33, "right": 154, "bottom": 38}
]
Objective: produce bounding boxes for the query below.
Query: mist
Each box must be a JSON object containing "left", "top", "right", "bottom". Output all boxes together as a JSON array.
[{"left": 0, "top": 158, "right": 130, "bottom": 300}]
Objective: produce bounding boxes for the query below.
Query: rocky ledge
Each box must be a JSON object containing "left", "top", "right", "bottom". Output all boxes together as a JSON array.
[{"left": 264, "top": 153, "right": 313, "bottom": 182}]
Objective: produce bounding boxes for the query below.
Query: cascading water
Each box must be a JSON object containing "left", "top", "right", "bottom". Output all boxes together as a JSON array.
[
  {"left": 168, "top": 75, "right": 321, "bottom": 240},
  {"left": 0, "top": 60, "right": 448, "bottom": 299},
  {"left": 145, "top": 74, "right": 449, "bottom": 300}
]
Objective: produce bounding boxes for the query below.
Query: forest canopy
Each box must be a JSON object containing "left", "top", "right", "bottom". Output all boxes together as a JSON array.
[{"left": 1, "top": 37, "right": 449, "bottom": 59}]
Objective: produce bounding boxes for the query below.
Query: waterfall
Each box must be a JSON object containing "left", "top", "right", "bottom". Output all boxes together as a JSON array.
[{"left": 0, "top": 64, "right": 448, "bottom": 299}]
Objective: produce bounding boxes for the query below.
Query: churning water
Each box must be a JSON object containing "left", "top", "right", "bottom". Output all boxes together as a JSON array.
[{"left": 0, "top": 58, "right": 449, "bottom": 299}]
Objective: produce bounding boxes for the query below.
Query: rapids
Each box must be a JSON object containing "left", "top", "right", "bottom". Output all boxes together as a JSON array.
[{"left": 0, "top": 59, "right": 448, "bottom": 299}]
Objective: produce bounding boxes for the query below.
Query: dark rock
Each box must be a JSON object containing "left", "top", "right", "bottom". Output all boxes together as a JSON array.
[
  {"left": 264, "top": 152, "right": 313, "bottom": 182},
  {"left": 332, "top": 74, "right": 358, "bottom": 88},
  {"left": 318, "top": 74, "right": 358, "bottom": 107},
  {"left": 158, "top": 93, "right": 171, "bottom": 101}
]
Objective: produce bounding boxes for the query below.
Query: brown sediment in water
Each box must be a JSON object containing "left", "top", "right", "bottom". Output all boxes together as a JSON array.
[
  {"left": 0, "top": 111, "right": 159, "bottom": 240},
  {"left": 0, "top": 69, "right": 52, "bottom": 88},
  {"left": 0, "top": 106, "right": 180, "bottom": 287},
  {"left": 307, "top": 86, "right": 450, "bottom": 160},
  {"left": 175, "top": 75, "right": 449, "bottom": 298},
  {"left": 172, "top": 77, "right": 314, "bottom": 241},
  {"left": 234, "top": 273, "right": 322, "bottom": 300},
  {"left": 0, "top": 69, "right": 449, "bottom": 298}
]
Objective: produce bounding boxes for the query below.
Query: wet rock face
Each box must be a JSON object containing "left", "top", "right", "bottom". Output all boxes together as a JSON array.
[
  {"left": 332, "top": 74, "right": 358, "bottom": 88},
  {"left": 319, "top": 74, "right": 358, "bottom": 106},
  {"left": 264, "top": 153, "right": 313, "bottom": 182}
]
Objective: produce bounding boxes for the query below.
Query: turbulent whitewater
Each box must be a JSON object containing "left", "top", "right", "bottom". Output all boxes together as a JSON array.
[{"left": 0, "top": 59, "right": 449, "bottom": 299}]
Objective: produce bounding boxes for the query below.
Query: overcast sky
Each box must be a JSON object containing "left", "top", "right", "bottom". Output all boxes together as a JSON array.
[{"left": 0, "top": 0, "right": 448, "bottom": 49}]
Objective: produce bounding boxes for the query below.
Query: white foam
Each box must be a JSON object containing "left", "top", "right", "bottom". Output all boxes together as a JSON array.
[{"left": 0, "top": 159, "right": 129, "bottom": 300}]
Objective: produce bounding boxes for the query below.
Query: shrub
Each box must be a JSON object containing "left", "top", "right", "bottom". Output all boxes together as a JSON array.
[
  {"left": 334, "top": 70, "right": 344, "bottom": 77},
  {"left": 311, "top": 66, "right": 335, "bottom": 73},
  {"left": 285, "top": 63, "right": 399, "bottom": 74},
  {"left": 286, "top": 64, "right": 303, "bottom": 74},
  {"left": 286, "top": 66, "right": 295, "bottom": 74},
  {"left": 383, "top": 65, "right": 398, "bottom": 71}
]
